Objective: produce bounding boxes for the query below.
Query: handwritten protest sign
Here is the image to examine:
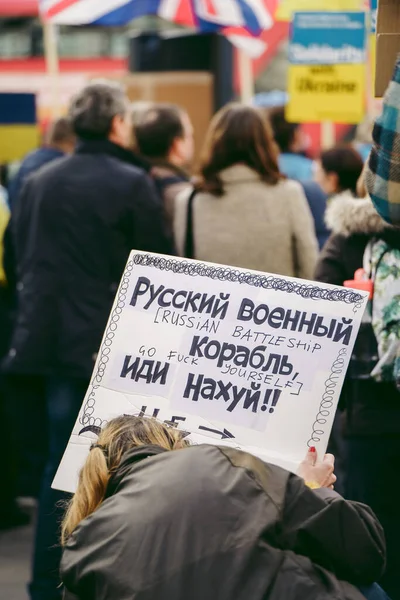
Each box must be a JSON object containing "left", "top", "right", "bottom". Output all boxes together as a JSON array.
[
  {"left": 53, "top": 252, "right": 368, "bottom": 493},
  {"left": 286, "top": 11, "right": 367, "bottom": 124}
]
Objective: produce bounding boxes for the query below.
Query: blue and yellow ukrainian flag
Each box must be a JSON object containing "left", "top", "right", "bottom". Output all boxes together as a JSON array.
[{"left": 0, "top": 93, "right": 40, "bottom": 163}]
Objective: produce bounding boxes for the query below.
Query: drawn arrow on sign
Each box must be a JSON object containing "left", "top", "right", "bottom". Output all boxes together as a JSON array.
[
  {"left": 79, "top": 425, "right": 102, "bottom": 436},
  {"left": 198, "top": 426, "right": 235, "bottom": 440}
]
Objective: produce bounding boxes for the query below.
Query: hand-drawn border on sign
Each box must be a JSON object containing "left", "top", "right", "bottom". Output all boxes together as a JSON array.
[
  {"left": 79, "top": 259, "right": 134, "bottom": 434},
  {"left": 308, "top": 347, "right": 347, "bottom": 446},
  {"left": 133, "top": 254, "right": 364, "bottom": 307},
  {"left": 79, "top": 254, "right": 362, "bottom": 433}
]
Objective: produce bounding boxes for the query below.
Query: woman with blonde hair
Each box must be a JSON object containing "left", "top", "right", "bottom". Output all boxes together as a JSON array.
[
  {"left": 61, "top": 415, "right": 388, "bottom": 600},
  {"left": 173, "top": 103, "right": 318, "bottom": 279}
]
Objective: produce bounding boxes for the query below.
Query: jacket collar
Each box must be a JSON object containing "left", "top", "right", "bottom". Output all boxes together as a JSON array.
[
  {"left": 325, "top": 191, "right": 397, "bottom": 237},
  {"left": 75, "top": 138, "right": 150, "bottom": 172},
  {"left": 105, "top": 445, "right": 168, "bottom": 499},
  {"left": 150, "top": 160, "right": 189, "bottom": 182},
  {"left": 39, "top": 146, "right": 65, "bottom": 159},
  {"left": 219, "top": 164, "right": 262, "bottom": 184}
]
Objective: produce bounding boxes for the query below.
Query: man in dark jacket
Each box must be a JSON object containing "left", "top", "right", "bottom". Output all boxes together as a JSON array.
[
  {"left": 134, "top": 103, "right": 193, "bottom": 230},
  {"left": 4, "top": 80, "right": 173, "bottom": 600},
  {"left": 8, "top": 117, "right": 76, "bottom": 210},
  {"left": 1, "top": 120, "right": 76, "bottom": 513}
]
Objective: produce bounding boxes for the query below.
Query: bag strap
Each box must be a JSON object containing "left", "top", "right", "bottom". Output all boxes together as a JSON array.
[
  {"left": 184, "top": 188, "right": 198, "bottom": 259},
  {"left": 364, "top": 239, "right": 390, "bottom": 281},
  {"left": 363, "top": 239, "right": 374, "bottom": 278}
]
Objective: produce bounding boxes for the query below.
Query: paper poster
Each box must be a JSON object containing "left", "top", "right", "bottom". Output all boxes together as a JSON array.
[
  {"left": 286, "top": 11, "right": 367, "bottom": 124},
  {"left": 276, "top": 0, "right": 364, "bottom": 22},
  {"left": 53, "top": 252, "right": 368, "bottom": 493}
]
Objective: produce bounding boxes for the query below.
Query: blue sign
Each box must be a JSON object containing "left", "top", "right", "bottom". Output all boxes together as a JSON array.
[
  {"left": 290, "top": 11, "right": 367, "bottom": 65},
  {"left": 370, "top": 0, "right": 377, "bottom": 33}
]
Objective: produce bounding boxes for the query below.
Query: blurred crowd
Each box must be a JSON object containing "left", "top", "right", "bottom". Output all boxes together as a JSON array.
[{"left": 0, "top": 78, "right": 399, "bottom": 600}]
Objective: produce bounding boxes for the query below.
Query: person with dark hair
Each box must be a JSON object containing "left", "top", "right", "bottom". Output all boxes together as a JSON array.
[
  {"left": 174, "top": 103, "right": 318, "bottom": 279},
  {"left": 3, "top": 80, "right": 173, "bottom": 600},
  {"left": 134, "top": 103, "right": 194, "bottom": 227},
  {"left": 60, "top": 415, "right": 388, "bottom": 600},
  {"left": 267, "top": 106, "right": 314, "bottom": 181},
  {"left": 267, "top": 106, "right": 329, "bottom": 250},
  {"left": 315, "top": 145, "right": 364, "bottom": 199},
  {"left": 313, "top": 145, "right": 364, "bottom": 497},
  {"left": 8, "top": 117, "right": 76, "bottom": 209}
]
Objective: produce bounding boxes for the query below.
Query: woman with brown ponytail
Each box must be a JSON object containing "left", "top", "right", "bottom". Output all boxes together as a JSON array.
[{"left": 61, "top": 415, "right": 388, "bottom": 600}]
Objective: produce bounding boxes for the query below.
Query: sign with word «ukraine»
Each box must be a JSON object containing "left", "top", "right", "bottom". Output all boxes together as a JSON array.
[
  {"left": 286, "top": 11, "right": 367, "bottom": 124},
  {"left": 54, "top": 253, "right": 368, "bottom": 493}
]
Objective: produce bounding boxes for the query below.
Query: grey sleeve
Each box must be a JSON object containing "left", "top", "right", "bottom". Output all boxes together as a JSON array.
[{"left": 314, "top": 234, "right": 347, "bottom": 286}]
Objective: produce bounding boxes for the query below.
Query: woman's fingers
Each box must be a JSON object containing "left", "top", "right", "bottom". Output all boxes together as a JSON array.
[
  {"left": 303, "top": 446, "right": 318, "bottom": 466},
  {"left": 298, "top": 449, "right": 338, "bottom": 489},
  {"left": 323, "top": 453, "right": 335, "bottom": 467}
]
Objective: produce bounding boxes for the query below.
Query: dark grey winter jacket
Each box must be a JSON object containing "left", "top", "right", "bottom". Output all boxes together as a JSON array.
[{"left": 62, "top": 444, "right": 386, "bottom": 600}]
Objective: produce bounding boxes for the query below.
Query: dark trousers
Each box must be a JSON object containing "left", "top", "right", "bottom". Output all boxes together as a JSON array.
[
  {"left": 347, "top": 437, "right": 400, "bottom": 600},
  {"left": 0, "top": 375, "right": 48, "bottom": 523},
  {"left": 29, "top": 375, "right": 88, "bottom": 600},
  {"left": 6, "top": 375, "right": 47, "bottom": 495}
]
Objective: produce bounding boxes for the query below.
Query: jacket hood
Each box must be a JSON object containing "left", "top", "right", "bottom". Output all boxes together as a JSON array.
[{"left": 325, "top": 191, "right": 394, "bottom": 237}]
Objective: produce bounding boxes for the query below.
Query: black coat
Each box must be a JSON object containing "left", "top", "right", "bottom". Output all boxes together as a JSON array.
[
  {"left": 315, "top": 193, "right": 400, "bottom": 436},
  {"left": 62, "top": 445, "right": 385, "bottom": 600},
  {"left": 3, "top": 139, "right": 173, "bottom": 379},
  {"left": 8, "top": 146, "right": 65, "bottom": 210}
]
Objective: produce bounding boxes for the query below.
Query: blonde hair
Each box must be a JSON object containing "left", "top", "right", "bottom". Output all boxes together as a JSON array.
[{"left": 61, "top": 415, "right": 188, "bottom": 545}]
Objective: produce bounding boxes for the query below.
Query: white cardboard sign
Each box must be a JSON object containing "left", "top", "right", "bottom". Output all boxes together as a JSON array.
[{"left": 53, "top": 252, "right": 368, "bottom": 493}]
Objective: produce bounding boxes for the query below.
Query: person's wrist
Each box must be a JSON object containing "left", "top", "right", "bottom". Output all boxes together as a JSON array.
[{"left": 305, "top": 480, "right": 320, "bottom": 490}]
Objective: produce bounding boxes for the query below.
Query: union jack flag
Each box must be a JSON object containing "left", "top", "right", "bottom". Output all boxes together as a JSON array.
[{"left": 39, "top": 0, "right": 277, "bottom": 56}]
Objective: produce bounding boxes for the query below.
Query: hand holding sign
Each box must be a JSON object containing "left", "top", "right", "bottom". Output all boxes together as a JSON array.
[
  {"left": 298, "top": 448, "right": 337, "bottom": 489},
  {"left": 53, "top": 252, "right": 367, "bottom": 494}
]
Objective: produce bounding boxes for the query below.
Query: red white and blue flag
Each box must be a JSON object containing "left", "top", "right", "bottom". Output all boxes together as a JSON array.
[{"left": 39, "top": 0, "right": 277, "bottom": 56}]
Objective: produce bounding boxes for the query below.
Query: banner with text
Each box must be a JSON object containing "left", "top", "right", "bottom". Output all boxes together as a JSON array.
[
  {"left": 53, "top": 253, "right": 368, "bottom": 493},
  {"left": 276, "top": 0, "right": 364, "bottom": 21},
  {"left": 286, "top": 11, "right": 367, "bottom": 123}
]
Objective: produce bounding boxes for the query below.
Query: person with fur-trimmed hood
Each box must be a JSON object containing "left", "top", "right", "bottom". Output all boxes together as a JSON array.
[{"left": 315, "top": 192, "right": 400, "bottom": 599}]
